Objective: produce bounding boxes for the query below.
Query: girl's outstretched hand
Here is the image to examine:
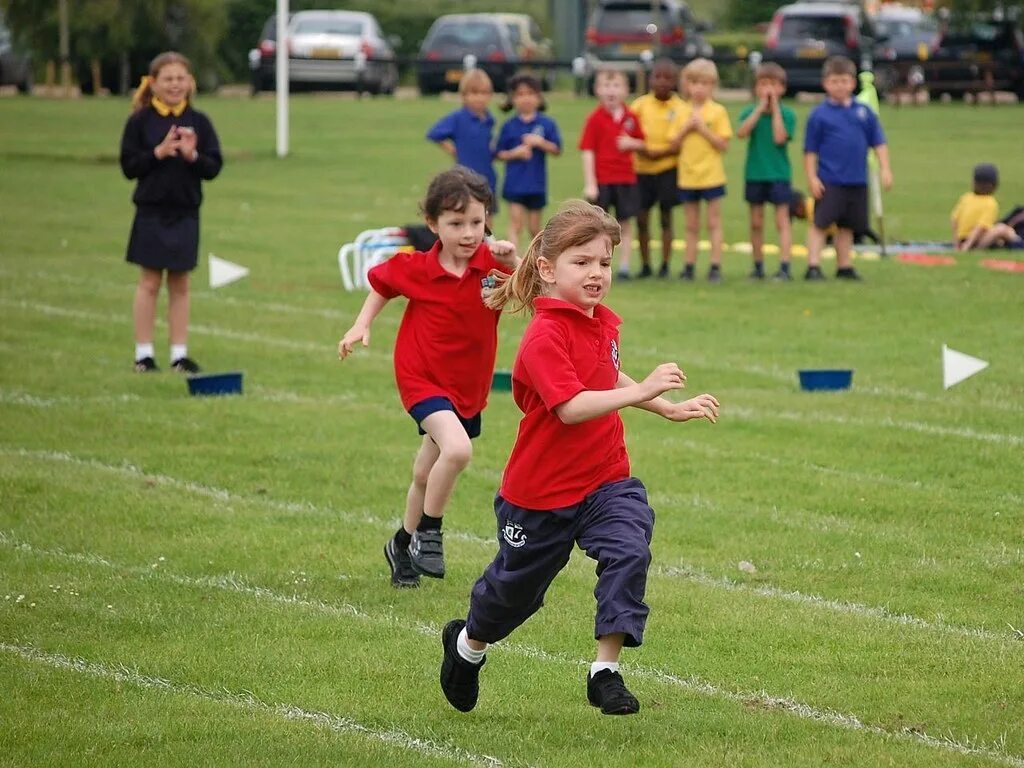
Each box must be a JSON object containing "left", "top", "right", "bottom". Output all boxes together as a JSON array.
[
  {"left": 663, "top": 393, "right": 720, "bottom": 423},
  {"left": 338, "top": 324, "right": 369, "bottom": 360},
  {"left": 489, "top": 239, "right": 517, "bottom": 267},
  {"left": 640, "top": 363, "right": 687, "bottom": 400}
]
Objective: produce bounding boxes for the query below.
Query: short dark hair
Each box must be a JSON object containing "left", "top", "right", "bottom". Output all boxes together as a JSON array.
[
  {"left": 421, "top": 167, "right": 493, "bottom": 220},
  {"left": 755, "top": 62, "right": 787, "bottom": 87},
  {"left": 822, "top": 56, "right": 856, "bottom": 79},
  {"left": 501, "top": 72, "right": 546, "bottom": 112}
]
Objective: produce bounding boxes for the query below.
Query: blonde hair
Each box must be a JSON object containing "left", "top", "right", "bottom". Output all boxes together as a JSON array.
[
  {"left": 131, "top": 51, "right": 195, "bottom": 113},
  {"left": 594, "top": 68, "right": 628, "bottom": 87},
  {"left": 682, "top": 57, "right": 718, "bottom": 85},
  {"left": 459, "top": 68, "right": 494, "bottom": 96},
  {"left": 487, "top": 200, "right": 621, "bottom": 314}
]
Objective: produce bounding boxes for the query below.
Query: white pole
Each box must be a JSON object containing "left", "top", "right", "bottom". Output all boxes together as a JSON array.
[{"left": 276, "top": 0, "right": 289, "bottom": 158}]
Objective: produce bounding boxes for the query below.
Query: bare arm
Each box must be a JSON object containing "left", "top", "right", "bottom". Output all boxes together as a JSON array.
[
  {"left": 581, "top": 149, "right": 598, "bottom": 200},
  {"left": 338, "top": 289, "right": 389, "bottom": 359},
  {"left": 804, "top": 152, "right": 824, "bottom": 199},
  {"left": 553, "top": 363, "right": 685, "bottom": 425},
  {"left": 696, "top": 122, "right": 729, "bottom": 152},
  {"left": 434, "top": 139, "right": 457, "bottom": 158},
  {"left": 616, "top": 371, "right": 720, "bottom": 423},
  {"left": 736, "top": 105, "right": 764, "bottom": 139},
  {"left": 771, "top": 104, "right": 788, "bottom": 146},
  {"left": 873, "top": 144, "right": 893, "bottom": 189}
]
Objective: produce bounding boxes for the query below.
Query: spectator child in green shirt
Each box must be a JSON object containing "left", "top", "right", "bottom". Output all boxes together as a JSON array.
[{"left": 736, "top": 63, "right": 797, "bottom": 280}]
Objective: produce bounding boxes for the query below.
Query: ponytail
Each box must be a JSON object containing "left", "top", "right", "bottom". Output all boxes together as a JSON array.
[
  {"left": 486, "top": 231, "right": 547, "bottom": 314},
  {"left": 131, "top": 76, "right": 154, "bottom": 113}
]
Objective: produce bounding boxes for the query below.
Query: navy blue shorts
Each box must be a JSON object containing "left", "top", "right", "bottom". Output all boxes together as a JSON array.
[
  {"left": 596, "top": 183, "right": 642, "bottom": 221},
  {"left": 678, "top": 185, "right": 726, "bottom": 203},
  {"left": 745, "top": 181, "right": 792, "bottom": 205},
  {"left": 814, "top": 184, "right": 868, "bottom": 233},
  {"left": 637, "top": 169, "right": 679, "bottom": 213},
  {"left": 504, "top": 192, "right": 547, "bottom": 211},
  {"left": 409, "top": 397, "right": 481, "bottom": 439}
]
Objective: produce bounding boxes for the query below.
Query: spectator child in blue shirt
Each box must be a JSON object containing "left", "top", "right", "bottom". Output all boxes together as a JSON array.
[
  {"left": 426, "top": 69, "right": 498, "bottom": 213},
  {"left": 495, "top": 73, "right": 563, "bottom": 249},
  {"left": 803, "top": 56, "right": 892, "bottom": 281}
]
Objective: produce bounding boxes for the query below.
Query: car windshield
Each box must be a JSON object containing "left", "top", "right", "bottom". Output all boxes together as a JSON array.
[
  {"left": 429, "top": 22, "right": 502, "bottom": 48},
  {"left": 597, "top": 8, "right": 672, "bottom": 34},
  {"left": 294, "top": 18, "right": 363, "bottom": 36},
  {"left": 779, "top": 16, "right": 848, "bottom": 40},
  {"left": 875, "top": 17, "right": 938, "bottom": 40}
]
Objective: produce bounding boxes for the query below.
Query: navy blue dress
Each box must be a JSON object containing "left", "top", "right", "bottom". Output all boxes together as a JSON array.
[{"left": 120, "top": 105, "right": 223, "bottom": 272}]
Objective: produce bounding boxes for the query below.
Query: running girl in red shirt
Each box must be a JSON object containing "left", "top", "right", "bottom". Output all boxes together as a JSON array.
[
  {"left": 338, "top": 168, "right": 517, "bottom": 588},
  {"left": 438, "top": 200, "right": 719, "bottom": 715}
]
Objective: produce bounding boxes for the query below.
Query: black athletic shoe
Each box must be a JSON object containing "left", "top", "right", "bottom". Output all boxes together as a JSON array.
[
  {"left": 773, "top": 267, "right": 792, "bottom": 281},
  {"left": 749, "top": 264, "right": 765, "bottom": 280},
  {"left": 835, "top": 267, "right": 863, "bottom": 281},
  {"left": 637, "top": 264, "right": 653, "bottom": 278},
  {"left": 804, "top": 265, "right": 826, "bottom": 281},
  {"left": 708, "top": 266, "right": 722, "bottom": 284},
  {"left": 657, "top": 262, "right": 669, "bottom": 278},
  {"left": 409, "top": 529, "right": 445, "bottom": 578},
  {"left": 587, "top": 669, "right": 640, "bottom": 715},
  {"left": 679, "top": 266, "right": 695, "bottom": 281},
  {"left": 134, "top": 356, "right": 159, "bottom": 373},
  {"left": 384, "top": 536, "right": 420, "bottom": 588},
  {"left": 171, "top": 356, "right": 201, "bottom": 374},
  {"left": 440, "top": 619, "right": 485, "bottom": 712}
]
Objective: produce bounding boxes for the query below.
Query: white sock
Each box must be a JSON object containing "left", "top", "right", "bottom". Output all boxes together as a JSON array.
[
  {"left": 170, "top": 344, "right": 188, "bottom": 363},
  {"left": 135, "top": 343, "right": 154, "bottom": 361},
  {"left": 590, "top": 661, "right": 619, "bottom": 676},
  {"left": 457, "top": 627, "right": 486, "bottom": 664}
]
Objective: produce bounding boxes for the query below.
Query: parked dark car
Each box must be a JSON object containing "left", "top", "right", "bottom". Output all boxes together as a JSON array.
[
  {"left": 872, "top": 6, "right": 939, "bottom": 92},
  {"left": 417, "top": 14, "right": 519, "bottom": 95},
  {"left": 251, "top": 10, "right": 398, "bottom": 94},
  {"left": 584, "top": 0, "right": 712, "bottom": 90},
  {"left": 927, "top": 16, "right": 1024, "bottom": 99},
  {"left": 763, "top": 2, "right": 895, "bottom": 96},
  {"left": 0, "top": 11, "right": 32, "bottom": 93}
]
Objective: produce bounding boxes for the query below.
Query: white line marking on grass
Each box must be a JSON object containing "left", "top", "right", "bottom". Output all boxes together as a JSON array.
[
  {"left": 0, "top": 389, "right": 141, "bottom": 408},
  {"left": 3, "top": 535, "right": 1021, "bottom": 768},
  {"left": 4, "top": 446, "right": 1017, "bottom": 643},
  {"left": 0, "top": 643, "right": 508, "bottom": 768}
]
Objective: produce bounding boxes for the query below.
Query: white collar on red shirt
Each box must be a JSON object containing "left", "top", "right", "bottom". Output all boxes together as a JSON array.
[
  {"left": 533, "top": 296, "right": 622, "bottom": 326},
  {"left": 422, "top": 240, "right": 491, "bottom": 281}
]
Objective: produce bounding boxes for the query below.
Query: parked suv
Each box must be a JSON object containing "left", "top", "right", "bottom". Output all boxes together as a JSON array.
[
  {"left": 584, "top": 0, "right": 712, "bottom": 90},
  {"left": 763, "top": 3, "right": 894, "bottom": 96},
  {"left": 928, "top": 16, "right": 1024, "bottom": 99},
  {"left": 417, "top": 14, "right": 519, "bottom": 95},
  {"left": 0, "top": 11, "right": 32, "bottom": 93}
]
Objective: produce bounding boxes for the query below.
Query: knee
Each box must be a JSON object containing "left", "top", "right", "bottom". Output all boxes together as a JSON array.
[
  {"left": 442, "top": 440, "right": 473, "bottom": 471},
  {"left": 412, "top": 462, "right": 431, "bottom": 489}
]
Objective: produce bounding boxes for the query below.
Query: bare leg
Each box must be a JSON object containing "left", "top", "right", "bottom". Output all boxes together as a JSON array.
[
  {"left": 133, "top": 268, "right": 163, "bottom": 345},
  {"left": 660, "top": 205, "right": 674, "bottom": 272},
  {"left": 403, "top": 435, "right": 440, "bottom": 534},
  {"left": 506, "top": 203, "right": 525, "bottom": 251},
  {"left": 636, "top": 207, "right": 652, "bottom": 268},
  {"left": 166, "top": 270, "right": 190, "bottom": 346},
  {"left": 684, "top": 202, "right": 700, "bottom": 268},
  {"left": 807, "top": 225, "right": 827, "bottom": 268},
  {"left": 526, "top": 209, "right": 543, "bottom": 241},
  {"left": 977, "top": 223, "right": 1019, "bottom": 249},
  {"left": 616, "top": 218, "right": 633, "bottom": 275},
  {"left": 775, "top": 203, "right": 792, "bottom": 267},
  {"left": 419, "top": 410, "right": 473, "bottom": 520},
  {"left": 707, "top": 197, "right": 723, "bottom": 267},
  {"left": 596, "top": 632, "right": 625, "bottom": 663},
  {"left": 750, "top": 203, "right": 765, "bottom": 266},
  {"left": 835, "top": 228, "right": 854, "bottom": 269}
]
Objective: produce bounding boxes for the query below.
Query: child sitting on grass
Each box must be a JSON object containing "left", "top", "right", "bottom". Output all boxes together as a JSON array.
[{"left": 952, "top": 164, "right": 1023, "bottom": 251}]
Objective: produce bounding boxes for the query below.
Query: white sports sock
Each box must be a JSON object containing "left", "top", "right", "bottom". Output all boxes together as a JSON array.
[
  {"left": 457, "top": 627, "right": 486, "bottom": 664},
  {"left": 135, "top": 343, "right": 154, "bottom": 361},
  {"left": 170, "top": 344, "right": 188, "bottom": 363},
  {"left": 590, "top": 661, "right": 619, "bottom": 676}
]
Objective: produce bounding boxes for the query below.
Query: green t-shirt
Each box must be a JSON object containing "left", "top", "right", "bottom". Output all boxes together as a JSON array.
[{"left": 740, "top": 104, "right": 796, "bottom": 182}]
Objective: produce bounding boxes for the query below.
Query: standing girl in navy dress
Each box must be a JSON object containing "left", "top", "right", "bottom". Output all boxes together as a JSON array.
[
  {"left": 438, "top": 200, "right": 719, "bottom": 716},
  {"left": 120, "top": 52, "right": 222, "bottom": 373},
  {"left": 495, "top": 73, "right": 562, "bottom": 250}
]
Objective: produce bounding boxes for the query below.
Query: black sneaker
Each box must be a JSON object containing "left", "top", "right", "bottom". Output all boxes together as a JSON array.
[
  {"left": 409, "top": 528, "right": 445, "bottom": 578},
  {"left": 773, "top": 267, "right": 792, "bottom": 281},
  {"left": 708, "top": 266, "right": 722, "bottom": 284},
  {"left": 440, "top": 619, "right": 485, "bottom": 712},
  {"left": 657, "top": 262, "right": 669, "bottom": 278},
  {"left": 835, "top": 267, "right": 863, "bottom": 281},
  {"left": 749, "top": 265, "right": 765, "bottom": 280},
  {"left": 637, "top": 264, "right": 653, "bottom": 278},
  {"left": 679, "top": 266, "right": 695, "bottom": 281},
  {"left": 134, "top": 356, "right": 159, "bottom": 373},
  {"left": 587, "top": 669, "right": 640, "bottom": 715},
  {"left": 384, "top": 536, "right": 420, "bottom": 588},
  {"left": 171, "top": 356, "right": 201, "bottom": 374},
  {"left": 804, "top": 265, "right": 826, "bottom": 281}
]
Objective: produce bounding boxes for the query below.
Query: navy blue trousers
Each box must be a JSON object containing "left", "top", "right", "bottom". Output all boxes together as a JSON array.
[{"left": 466, "top": 477, "right": 655, "bottom": 647}]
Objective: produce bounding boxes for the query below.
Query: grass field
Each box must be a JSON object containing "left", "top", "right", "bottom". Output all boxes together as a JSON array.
[{"left": 1, "top": 92, "right": 1023, "bottom": 768}]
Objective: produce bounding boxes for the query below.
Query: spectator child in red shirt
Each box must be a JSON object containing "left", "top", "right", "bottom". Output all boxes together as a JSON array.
[
  {"left": 338, "top": 168, "right": 518, "bottom": 588},
  {"left": 579, "top": 69, "right": 646, "bottom": 279},
  {"left": 437, "top": 200, "right": 719, "bottom": 716}
]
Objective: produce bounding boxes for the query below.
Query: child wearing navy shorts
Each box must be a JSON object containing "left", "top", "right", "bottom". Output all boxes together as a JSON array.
[
  {"left": 438, "top": 200, "right": 719, "bottom": 715},
  {"left": 338, "top": 168, "right": 518, "bottom": 588}
]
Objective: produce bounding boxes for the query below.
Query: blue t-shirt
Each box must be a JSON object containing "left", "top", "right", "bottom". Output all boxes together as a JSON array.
[
  {"left": 426, "top": 107, "right": 496, "bottom": 192},
  {"left": 803, "top": 100, "right": 885, "bottom": 186},
  {"left": 495, "top": 114, "right": 562, "bottom": 198}
]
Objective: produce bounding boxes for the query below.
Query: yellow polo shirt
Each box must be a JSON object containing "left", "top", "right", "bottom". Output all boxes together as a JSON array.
[
  {"left": 951, "top": 192, "right": 999, "bottom": 240},
  {"left": 631, "top": 92, "right": 685, "bottom": 176},
  {"left": 671, "top": 99, "right": 732, "bottom": 190}
]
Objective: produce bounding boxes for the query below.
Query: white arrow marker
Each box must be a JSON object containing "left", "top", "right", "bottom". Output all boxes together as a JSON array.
[
  {"left": 943, "top": 344, "right": 989, "bottom": 389},
  {"left": 209, "top": 254, "right": 249, "bottom": 289}
]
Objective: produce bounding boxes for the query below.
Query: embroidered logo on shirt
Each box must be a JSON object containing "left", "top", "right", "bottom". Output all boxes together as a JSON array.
[
  {"left": 502, "top": 521, "right": 527, "bottom": 548},
  {"left": 531, "top": 125, "right": 546, "bottom": 138},
  {"left": 610, "top": 339, "right": 620, "bottom": 370},
  {"left": 623, "top": 117, "right": 636, "bottom": 133},
  {"left": 856, "top": 106, "right": 869, "bottom": 121}
]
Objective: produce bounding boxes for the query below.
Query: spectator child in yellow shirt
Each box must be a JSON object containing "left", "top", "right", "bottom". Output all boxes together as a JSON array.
[{"left": 952, "top": 164, "right": 1021, "bottom": 251}]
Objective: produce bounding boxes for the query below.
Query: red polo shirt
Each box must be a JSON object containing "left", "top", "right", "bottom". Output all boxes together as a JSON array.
[
  {"left": 578, "top": 105, "right": 645, "bottom": 185},
  {"left": 500, "top": 298, "right": 630, "bottom": 510},
  {"left": 367, "top": 241, "right": 511, "bottom": 417}
]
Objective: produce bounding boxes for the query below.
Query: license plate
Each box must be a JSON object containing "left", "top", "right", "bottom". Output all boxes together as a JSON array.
[
  {"left": 311, "top": 47, "right": 341, "bottom": 59},
  {"left": 798, "top": 46, "right": 826, "bottom": 59},
  {"left": 445, "top": 69, "right": 463, "bottom": 83},
  {"left": 619, "top": 42, "right": 651, "bottom": 54}
]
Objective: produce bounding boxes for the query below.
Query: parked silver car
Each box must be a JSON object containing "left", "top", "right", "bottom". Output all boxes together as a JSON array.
[{"left": 285, "top": 10, "right": 398, "bottom": 94}]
